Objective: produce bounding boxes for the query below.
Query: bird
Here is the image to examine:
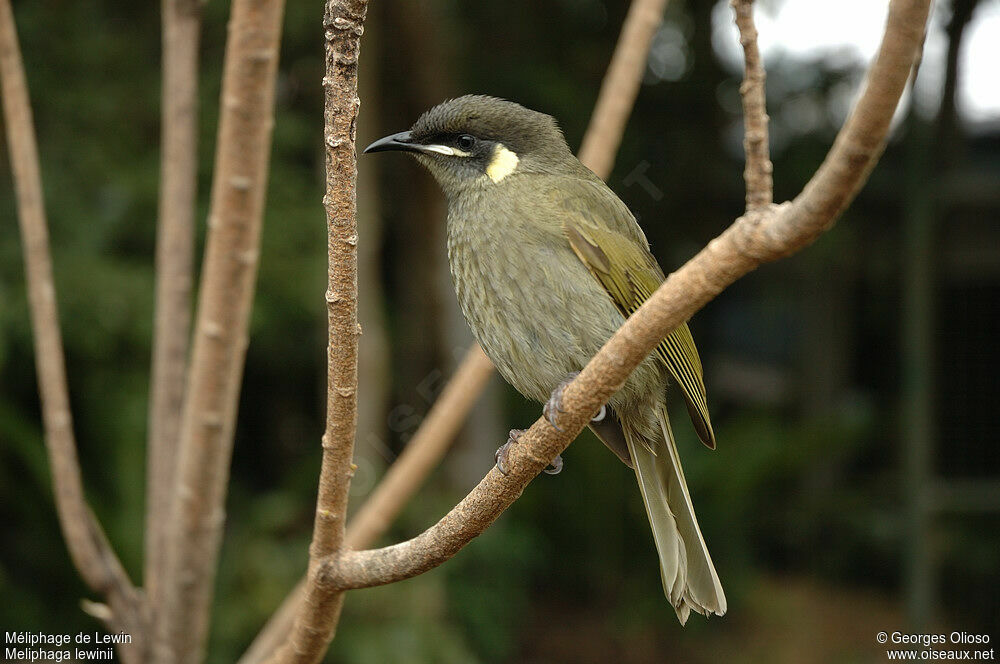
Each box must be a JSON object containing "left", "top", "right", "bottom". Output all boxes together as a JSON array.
[{"left": 364, "top": 95, "right": 726, "bottom": 624}]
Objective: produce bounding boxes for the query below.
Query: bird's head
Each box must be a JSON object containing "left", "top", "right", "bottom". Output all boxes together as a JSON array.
[{"left": 364, "top": 95, "right": 577, "bottom": 195}]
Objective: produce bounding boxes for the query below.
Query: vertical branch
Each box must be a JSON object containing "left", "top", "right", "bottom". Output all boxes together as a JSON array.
[
  {"left": 265, "top": 2, "right": 369, "bottom": 663},
  {"left": 732, "top": 0, "right": 773, "bottom": 210},
  {"left": 577, "top": 0, "right": 669, "bottom": 179},
  {"left": 0, "top": 0, "right": 143, "bottom": 649},
  {"left": 153, "top": 0, "right": 286, "bottom": 662},
  {"left": 313, "top": 0, "right": 367, "bottom": 568},
  {"left": 146, "top": 0, "right": 201, "bottom": 616}
]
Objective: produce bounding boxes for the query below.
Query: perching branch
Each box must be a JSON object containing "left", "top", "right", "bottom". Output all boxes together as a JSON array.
[
  {"left": 243, "top": 3, "right": 672, "bottom": 660},
  {"left": 732, "top": 0, "right": 772, "bottom": 210},
  {"left": 145, "top": 0, "right": 201, "bottom": 620},
  {"left": 0, "top": 0, "right": 145, "bottom": 655},
  {"left": 153, "top": 0, "right": 286, "bottom": 662},
  {"left": 302, "top": 0, "right": 931, "bottom": 593},
  {"left": 578, "top": 0, "right": 670, "bottom": 179}
]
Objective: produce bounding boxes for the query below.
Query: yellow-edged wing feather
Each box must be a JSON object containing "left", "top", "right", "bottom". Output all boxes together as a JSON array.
[{"left": 562, "top": 205, "right": 716, "bottom": 449}]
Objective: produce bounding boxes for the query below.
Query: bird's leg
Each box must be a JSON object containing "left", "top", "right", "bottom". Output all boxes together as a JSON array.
[{"left": 494, "top": 428, "right": 564, "bottom": 476}]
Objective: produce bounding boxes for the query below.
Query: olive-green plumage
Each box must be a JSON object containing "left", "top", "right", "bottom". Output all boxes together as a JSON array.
[{"left": 365, "top": 95, "right": 726, "bottom": 623}]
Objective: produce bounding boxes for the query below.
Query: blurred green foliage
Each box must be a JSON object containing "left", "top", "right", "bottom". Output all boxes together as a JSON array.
[{"left": 1, "top": 1, "right": 998, "bottom": 662}]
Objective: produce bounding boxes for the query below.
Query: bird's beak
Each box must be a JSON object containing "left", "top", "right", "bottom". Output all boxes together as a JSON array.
[{"left": 363, "top": 130, "right": 419, "bottom": 154}]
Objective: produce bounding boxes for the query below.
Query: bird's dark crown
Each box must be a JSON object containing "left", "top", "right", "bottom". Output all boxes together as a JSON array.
[{"left": 410, "top": 95, "right": 572, "bottom": 163}]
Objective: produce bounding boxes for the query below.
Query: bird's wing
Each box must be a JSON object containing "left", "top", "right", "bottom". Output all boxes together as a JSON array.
[{"left": 559, "top": 191, "right": 717, "bottom": 449}]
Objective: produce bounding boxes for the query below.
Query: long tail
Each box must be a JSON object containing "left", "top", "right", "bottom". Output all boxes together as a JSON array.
[{"left": 624, "top": 405, "right": 727, "bottom": 624}]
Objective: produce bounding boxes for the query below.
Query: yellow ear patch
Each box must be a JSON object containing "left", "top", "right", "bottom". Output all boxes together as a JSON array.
[{"left": 486, "top": 144, "right": 519, "bottom": 183}]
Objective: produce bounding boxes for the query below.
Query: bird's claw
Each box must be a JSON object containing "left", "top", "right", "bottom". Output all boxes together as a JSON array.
[
  {"left": 494, "top": 428, "right": 563, "bottom": 476},
  {"left": 494, "top": 429, "right": 525, "bottom": 476},
  {"left": 543, "top": 372, "right": 607, "bottom": 429},
  {"left": 543, "top": 371, "right": 580, "bottom": 432}
]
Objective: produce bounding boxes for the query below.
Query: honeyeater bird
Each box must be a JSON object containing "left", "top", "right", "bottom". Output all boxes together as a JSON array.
[{"left": 365, "top": 95, "right": 726, "bottom": 623}]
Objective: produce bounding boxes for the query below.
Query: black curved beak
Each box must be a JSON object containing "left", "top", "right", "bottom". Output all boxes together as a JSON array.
[{"left": 363, "top": 130, "right": 418, "bottom": 154}]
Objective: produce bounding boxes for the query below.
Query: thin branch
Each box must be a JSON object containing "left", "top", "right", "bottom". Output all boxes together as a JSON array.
[
  {"left": 305, "top": 0, "right": 931, "bottom": 593},
  {"left": 145, "top": 0, "right": 201, "bottom": 618},
  {"left": 262, "top": 2, "right": 369, "bottom": 664},
  {"left": 732, "top": 0, "right": 773, "bottom": 210},
  {"left": 0, "top": 0, "right": 144, "bottom": 652},
  {"left": 578, "top": 0, "right": 669, "bottom": 179},
  {"left": 153, "top": 0, "right": 286, "bottom": 662}
]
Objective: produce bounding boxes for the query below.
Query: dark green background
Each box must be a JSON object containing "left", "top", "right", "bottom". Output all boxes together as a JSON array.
[{"left": 1, "top": 1, "right": 998, "bottom": 662}]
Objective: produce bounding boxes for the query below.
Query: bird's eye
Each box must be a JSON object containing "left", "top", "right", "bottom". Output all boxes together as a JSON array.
[{"left": 456, "top": 134, "right": 476, "bottom": 151}]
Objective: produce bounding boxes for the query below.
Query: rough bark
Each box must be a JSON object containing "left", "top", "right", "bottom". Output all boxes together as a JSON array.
[
  {"left": 262, "top": 2, "right": 369, "bottom": 663},
  {"left": 732, "top": 0, "right": 773, "bottom": 210}
]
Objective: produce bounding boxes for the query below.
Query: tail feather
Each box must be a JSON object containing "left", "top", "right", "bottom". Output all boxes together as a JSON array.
[{"left": 625, "top": 406, "right": 727, "bottom": 624}]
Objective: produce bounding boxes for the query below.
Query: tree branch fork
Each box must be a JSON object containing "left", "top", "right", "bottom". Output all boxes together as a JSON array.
[
  {"left": 296, "top": 200, "right": 848, "bottom": 595},
  {"left": 267, "top": 2, "right": 930, "bottom": 654}
]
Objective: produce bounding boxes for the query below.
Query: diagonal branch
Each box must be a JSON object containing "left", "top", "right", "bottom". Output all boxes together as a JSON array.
[
  {"left": 732, "top": 0, "right": 772, "bottom": 210},
  {"left": 578, "top": 0, "right": 670, "bottom": 179},
  {"left": 0, "top": 0, "right": 144, "bottom": 650},
  {"left": 145, "top": 0, "right": 201, "bottom": 619},
  {"left": 303, "top": 0, "right": 931, "bottom": 594},
  {"left": 153, "top": 0, "right": 286, "bottom": 662}
]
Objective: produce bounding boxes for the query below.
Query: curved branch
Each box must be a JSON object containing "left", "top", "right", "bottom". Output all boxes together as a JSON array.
[
  {"left": 344, "top": 345, "right": 494, "bottom": 549},
  {"left": 768, "top": 0, "right": 927, "bottom": 255},
  {"left": 238, "top": 351, "right": 494, "bottom": 664},
  {"left": 311, "top": 0, "right": 931, "bottom": 592}
]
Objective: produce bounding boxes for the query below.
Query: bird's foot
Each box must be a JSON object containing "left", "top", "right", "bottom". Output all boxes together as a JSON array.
[
  {"left": 494, "top": 429, "right": 524, "bottom": 476},
  {"left": 542, "top": 372, "right": 608, "bottom": 429},
  {"left": 494, "top": 428, "right": 564, "bottom": 475},
  {"left": 542, "top": 372, "right": 580, "bottom": 432}
]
